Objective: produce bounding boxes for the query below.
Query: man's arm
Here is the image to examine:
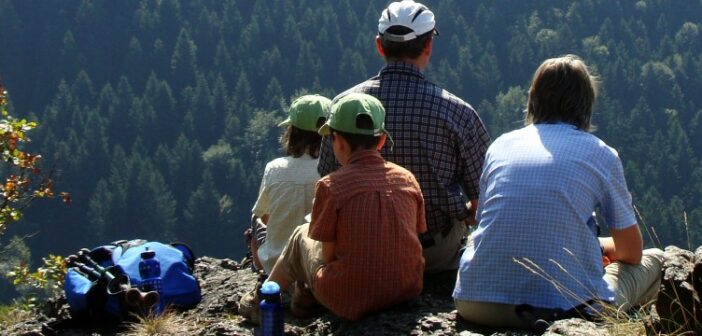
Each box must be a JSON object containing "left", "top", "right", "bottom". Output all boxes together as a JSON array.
[
  {"left": 599, "top": 225, "right": 643, "bottom": 265},
  {"left": 464, "top": 199, "right": 478, "bottom": 227},
  {"left": 457, "top": 108, "right": 490, "bottom": 213},
  {"left": 459, "top": 115, "right": 490, "bottom": 200},
  {"left": 413, "top": 178, "right": 428, "bottom": 234},
  {"left": 318, "top": 135, "right": 340, "bottom": 176},
  {"left": 455, "top": 108, "right": 489, "bottom": 226}
]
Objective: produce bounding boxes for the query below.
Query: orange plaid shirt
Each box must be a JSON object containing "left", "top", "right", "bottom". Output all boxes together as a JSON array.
[{"left": 309, "top": 149, "right": 426, "bottom": 321}]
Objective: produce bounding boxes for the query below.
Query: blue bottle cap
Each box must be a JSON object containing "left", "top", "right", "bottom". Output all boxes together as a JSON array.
[{"left": 260, "top": 281, "right": 280, "bottom": 295}]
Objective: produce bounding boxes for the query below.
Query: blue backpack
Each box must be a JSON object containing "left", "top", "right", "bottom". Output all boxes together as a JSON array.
[{"left": 64, "top": 240, "right": 201, "bottom": 320}]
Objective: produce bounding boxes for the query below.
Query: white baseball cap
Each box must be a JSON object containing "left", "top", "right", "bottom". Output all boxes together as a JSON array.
[{"left": 378, "top": 0, "right": 438, "bottom": 42}]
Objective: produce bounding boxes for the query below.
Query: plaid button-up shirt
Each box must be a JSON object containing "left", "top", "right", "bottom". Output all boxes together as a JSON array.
[
  {"left": 310, "top": 149, "right": 426, "bottom": 321},
  {"left": 319, "top": 62, "right": 490, "bottom": 236}
]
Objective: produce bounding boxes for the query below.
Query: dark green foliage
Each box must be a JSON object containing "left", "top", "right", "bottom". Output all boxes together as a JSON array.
[{"left": 0, "top": 0, "right": 701, "bottom": 261}]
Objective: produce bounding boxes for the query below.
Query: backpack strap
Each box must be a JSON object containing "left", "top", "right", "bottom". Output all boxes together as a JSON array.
[
  {"left": 89, "top": 246, "right": 116, "bottom": 263},
  {"left": 170, "top": 242, "right": 196, "bottom": 272},
  {"left": 116, "top": 239, "right": 148, "bottom": 254}
]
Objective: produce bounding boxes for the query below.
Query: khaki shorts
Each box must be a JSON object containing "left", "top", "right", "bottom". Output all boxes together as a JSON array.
[
  {"left": 422, "top": 221, "right": 467, "bottom": 274},
  {"left": 273, "top": 223, "right": 326, "bottom": 301}
]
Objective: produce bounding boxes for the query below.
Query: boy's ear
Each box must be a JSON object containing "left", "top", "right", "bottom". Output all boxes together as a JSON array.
[
  {"left": 333, "top": 133, "right": 348, "bottom": 151},
  {"left": 376, "top": 134, "right": 387, "bottom": 150}
]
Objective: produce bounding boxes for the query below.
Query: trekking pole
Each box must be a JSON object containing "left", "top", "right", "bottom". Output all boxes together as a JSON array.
[
  {"left": 70, "top": 252, "right": 131, "bottom": 295},
  {"left": 77, "top": 249, "right": 113, "bottom": 276},
  {"left": 77, "top": 249, "right": 159, "bottom": 308},
  {"left": 66, "top": 254, "right": 159, "bottom": 308},
  {"left": 65, "top": 255, "right": 103, "bottom": 281}
]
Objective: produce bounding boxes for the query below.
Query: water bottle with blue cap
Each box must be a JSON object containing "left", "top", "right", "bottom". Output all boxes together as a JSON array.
[
  {"left": 139, "top": 247, "right": 163, "bottom": 312},
  {"left": 259, "top": 281, "right": 284, "bottom": 335},
  {"left": 139, "top": 248, "right": 162, "bottom": 291}
]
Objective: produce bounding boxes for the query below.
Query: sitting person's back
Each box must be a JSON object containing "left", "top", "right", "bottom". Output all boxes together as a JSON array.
[
  {"left": 453, "top": 55, "right": 663, "bottom": 329},
  {"left": 250, "top": 95, "right": 330, "bottom": 274},
  {"left": 253, "top": 156, "right": 318, "bottom": 273},
  {"left": 456, "top": 123, "right": 626, "bottom": 308},
  {"left": 310, "top": 139, "right": 426, "bottom": 320}
]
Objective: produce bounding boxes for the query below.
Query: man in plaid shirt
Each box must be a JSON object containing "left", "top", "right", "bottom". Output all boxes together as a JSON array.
[{"left": 318, "top": 0, "right": 490, "bottom": 273}]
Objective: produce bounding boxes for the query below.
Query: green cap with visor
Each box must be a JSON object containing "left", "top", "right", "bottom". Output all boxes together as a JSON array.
[
  {"left": 318, "top": 93, "right": 392, "bottom": 144},
  {"left": 278, "top": 94, "right": 331, "bottom": 132}
]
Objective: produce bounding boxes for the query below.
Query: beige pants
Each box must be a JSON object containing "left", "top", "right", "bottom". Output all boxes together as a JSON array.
[
  {"left": 423, "top": 221, "right": 468, "bottom": 274},
  {"left": 271, "top": 223, "right": 325, "bottom": 298},
  {"left": 603, "top": 248, "right": 663, "bottom": 313},
  {"left": 456, "top": 248, "right": 664, "bottom": 328}
]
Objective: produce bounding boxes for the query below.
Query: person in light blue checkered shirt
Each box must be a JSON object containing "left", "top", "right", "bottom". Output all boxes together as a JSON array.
[{"left": 453, "top": 55, "right": 663, "bottom": 330}]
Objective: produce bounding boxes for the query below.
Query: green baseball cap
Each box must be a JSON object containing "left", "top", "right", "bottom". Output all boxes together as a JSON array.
[
  {"left": 278, "top": 94, "right": 331, "bottom": 132},
  {"left": 318, "top": 93, "right": 391, "bottom": 141}
]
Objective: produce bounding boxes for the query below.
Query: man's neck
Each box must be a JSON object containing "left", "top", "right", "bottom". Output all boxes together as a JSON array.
[{"left": 386, "top": 57, "right": 426, "bottom": 71}]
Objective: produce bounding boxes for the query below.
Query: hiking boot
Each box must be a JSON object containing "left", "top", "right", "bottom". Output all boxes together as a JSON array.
[
  {"left": 242, "top": 227, "right": 257, "bottom": 271},
  {"left": 238, "top": 288, "right": 260, "bottom": 324},
  {"left": 290, "top": 281, "right": 322, "bottom": 319},
  {"left": 281, "top": 290, "right": 292, "bottom": 309},
  {"left": 238, "top": 271, "right": 267, "bottom": 324}
]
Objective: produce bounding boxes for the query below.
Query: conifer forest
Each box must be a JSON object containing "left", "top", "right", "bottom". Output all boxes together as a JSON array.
[{"left": 0, "top": 0, "right": 701, "bottom": 266}]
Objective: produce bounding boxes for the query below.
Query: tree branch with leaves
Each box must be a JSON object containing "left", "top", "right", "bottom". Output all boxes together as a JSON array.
[
  {"left": 0, "top": 82, "right": 70, "bottom": 234},
  {"left": 0, "top": 82, "right": 70, "bottom": 301}
]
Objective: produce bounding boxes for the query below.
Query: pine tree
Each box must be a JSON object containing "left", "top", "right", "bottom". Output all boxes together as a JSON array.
[{"left": 170, "top": 28, "right": 199, "bottom": 90}]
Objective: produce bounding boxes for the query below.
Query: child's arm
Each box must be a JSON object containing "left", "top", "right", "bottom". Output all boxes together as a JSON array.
[
  {"left": 322, "top": 242, "right": 336, "bottom": 263},
  {"left": 599, "top": 237, "right": 615, "bottom": 266},
  {"left": 308, "top": 178, "right": 337, "bottom": 263}
]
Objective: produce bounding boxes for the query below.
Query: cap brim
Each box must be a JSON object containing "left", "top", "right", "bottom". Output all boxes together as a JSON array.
[
  {"left": 383, "top": 130, "right": 395, "bottom": 151},
  {"left": 278, "top": 118, "right": 291, "bottom": 127},
  {"left": 383, "top": 31, "right": 418, "bottom": 42},
  {"left": 318, "top": 123, "right": 331, "bottom": 136}
]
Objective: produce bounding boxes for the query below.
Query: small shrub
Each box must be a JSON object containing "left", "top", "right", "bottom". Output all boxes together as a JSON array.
[
  {"left": 0, "top": 303, "right": 31, "bottom": 327},
  {"left": 125, "top": 310, "right": 192, "bottom": 336},
  {"left": 6, "top": 254, "right": 66, "bottom": 302}
]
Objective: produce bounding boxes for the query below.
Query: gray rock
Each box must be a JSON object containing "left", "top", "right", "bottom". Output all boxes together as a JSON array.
[
  {"left": 648, "top": 245, "right": 701, "bottom": 334},
  {"left": 2, "top": 255, "right": 652, "bottom": 335},
  {"left": 545, "top": 318, "right": 609, "bottom": 336}
]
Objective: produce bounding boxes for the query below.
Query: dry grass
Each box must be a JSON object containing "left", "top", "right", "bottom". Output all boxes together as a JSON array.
[
  {"left": 514, "top": 255, "right": 660, "bottom": 335},
  {"left": 604, "top": 318, "right": 646, "bottom": 335},
  {"left": 599, "top": 303, "right": 651, "bottom": 335},
  {"left": 0, "top": 305, "right": 31, "bottom": 328},
  {"left": 124, "top": 310, "right": 193, "bottom": 336}
]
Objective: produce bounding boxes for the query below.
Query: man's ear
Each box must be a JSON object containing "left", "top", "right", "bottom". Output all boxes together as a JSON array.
[
  {"left": 376, "top": 36, "right": 385, "bottom": 58},
  {"left": 423, "top": 37, "right": 433, "bottom": 57}
]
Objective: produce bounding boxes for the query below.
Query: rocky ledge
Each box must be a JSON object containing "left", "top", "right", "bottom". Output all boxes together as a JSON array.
[{"left": 4, "top": 246, "right": 700, "bottom": 335}]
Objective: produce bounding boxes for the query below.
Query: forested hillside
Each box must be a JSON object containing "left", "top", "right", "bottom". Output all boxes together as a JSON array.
[{"left": 0, "top": 0, "right": 700, "bottom": 261}]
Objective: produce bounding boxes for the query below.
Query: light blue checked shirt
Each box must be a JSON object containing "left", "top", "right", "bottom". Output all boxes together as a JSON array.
[{"left": 453, "top": 123, "right": 637, "bottom": 310}]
